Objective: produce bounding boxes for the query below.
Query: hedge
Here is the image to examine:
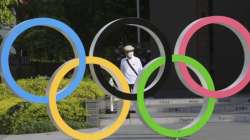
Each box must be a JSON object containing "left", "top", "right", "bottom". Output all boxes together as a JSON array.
[{"left": 0, "top": 76, "right": 104, "bottom": 134}]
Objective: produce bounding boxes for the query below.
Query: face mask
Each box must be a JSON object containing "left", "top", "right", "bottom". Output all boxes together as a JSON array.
[{"left": 127, "top": 51, "right": 134, "bottom": 58}]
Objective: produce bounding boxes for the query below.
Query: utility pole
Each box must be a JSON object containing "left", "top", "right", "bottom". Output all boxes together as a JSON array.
[{"left": 136, "top": 0, "right": 141, "bottom": 46}]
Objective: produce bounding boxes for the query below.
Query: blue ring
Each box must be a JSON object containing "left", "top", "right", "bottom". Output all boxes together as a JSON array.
[{"left": 0, "top": 18, "right": 86, "bottom": 104}]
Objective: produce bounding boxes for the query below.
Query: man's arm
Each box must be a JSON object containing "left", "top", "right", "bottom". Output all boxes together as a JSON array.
[{"left": 120, "top": 59, "right": 125, "bottom": 73}]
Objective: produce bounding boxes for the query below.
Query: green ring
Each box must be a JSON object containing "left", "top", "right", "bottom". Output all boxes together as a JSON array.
[{"left": 136, "top": 55, "right": 217, "bottom": 138}]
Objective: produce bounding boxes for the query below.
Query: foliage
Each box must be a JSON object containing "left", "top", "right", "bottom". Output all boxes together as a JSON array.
[
  {"left": 0, "top": 0, "right": 138, "bottom": 62},
  {"left": 14, "top": 0, "right": 136, "bottom": 62},
  {"left": 0, "top": 0, "right": 17, "bottom": 26},
  {"left": 15, "top": 0, "right": 73, "bottom": 62},
  {"left": 0, "top": 76, "right": 104, "bottom": 134},
  {"left": 64, "top": 0, "right": 136, "bottom": 45}
]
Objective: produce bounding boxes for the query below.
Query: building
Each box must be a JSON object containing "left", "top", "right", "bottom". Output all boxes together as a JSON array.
[{"left": 141, "top": 0, "right": 250, "bottom": 99}]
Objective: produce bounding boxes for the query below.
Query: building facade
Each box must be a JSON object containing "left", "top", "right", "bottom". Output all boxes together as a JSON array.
[{"left": 146, "top": 0, "right": 250, "bottom": 98}]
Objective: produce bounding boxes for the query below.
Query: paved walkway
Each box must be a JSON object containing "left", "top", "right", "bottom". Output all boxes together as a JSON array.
[{"left": 0, "top": 122, "right": 250, "bottom": 140}]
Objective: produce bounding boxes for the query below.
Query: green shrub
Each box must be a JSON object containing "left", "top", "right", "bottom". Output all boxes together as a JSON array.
[{"left": 0, "top": 76, "right": 104, "bottom": 134}]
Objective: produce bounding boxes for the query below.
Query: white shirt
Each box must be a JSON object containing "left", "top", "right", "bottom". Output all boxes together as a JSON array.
[{"left": 120, "top": 56, "right": 143, "bottom": 84}]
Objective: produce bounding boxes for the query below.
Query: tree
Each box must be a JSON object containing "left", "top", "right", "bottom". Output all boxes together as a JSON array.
[
  {"left": 64, "top": 0, "right": 136, "bottom": 47},
  {"left": 15, "top": 0, "right": 137, "bottom": 62},
  {"left": 15, "top": 0, "right": 73, "bottom": 62}
]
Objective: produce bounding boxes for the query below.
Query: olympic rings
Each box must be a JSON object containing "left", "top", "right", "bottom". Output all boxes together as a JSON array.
[
  {"left": 174, "top": 16, "right": 250, "bottom": 98},
  {"left": 0, "top": 15, "right": 250, "bottom": 140},
  {"left": 89, "top": 18, "right": 171, "bottom": 100},
  {"left": 136, "top": 55, "right": 217, "bottom": 138},
  {"left": 0, "top": 18, "right": 86, "bottom": 103},
  {"left": 47, "top": 57, "right": 131, "bottom": 140}
]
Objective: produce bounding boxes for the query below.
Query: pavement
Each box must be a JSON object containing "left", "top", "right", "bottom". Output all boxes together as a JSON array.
[
  {"left": 108, "top": 122, "right": 250, "bottom": 140},
  {"left": 0, "top": 121, "right": 250, "bottom": 140}
]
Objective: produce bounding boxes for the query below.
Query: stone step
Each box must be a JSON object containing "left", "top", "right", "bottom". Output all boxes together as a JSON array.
[
  {"left": 100, "top": 114, "right": 250, "bottom": 127},
  {"left": 108, "top": 102, "right": 250, "bottom": 114},
  {"left": 98, "top": 97, "right": 250, "bottom": 127}
]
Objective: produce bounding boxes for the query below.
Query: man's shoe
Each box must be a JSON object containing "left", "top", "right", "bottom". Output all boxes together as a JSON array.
[
  {"left": 126, "top": 113, "right": 131, "bottom": 119},
  {"left": 129, "top": 110, "right": 136, "bottom": 113},
  {"left": 106, "top": 110, "right": 117, "bottom": 114}
]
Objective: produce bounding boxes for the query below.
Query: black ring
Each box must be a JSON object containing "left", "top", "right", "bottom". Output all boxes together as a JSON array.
[{"left": 89, "top": 18, "right": 171, "bottom": 100}]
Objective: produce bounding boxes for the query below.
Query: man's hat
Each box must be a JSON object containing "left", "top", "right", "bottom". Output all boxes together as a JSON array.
[{"left": 123, "top": 45, "right": 135, "bottom": 52}]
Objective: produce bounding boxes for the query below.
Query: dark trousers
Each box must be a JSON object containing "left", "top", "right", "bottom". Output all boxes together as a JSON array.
[
  {"left": 129, "top": 84, "right": 134, "bottom": 92},
  {"left": 127, "top": 84, "right": 135, "bottom": 119}
]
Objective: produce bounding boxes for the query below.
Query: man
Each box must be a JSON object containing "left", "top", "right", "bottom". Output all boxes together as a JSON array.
[
  {"left": 108, "top": 45, "right": 143, "bottom": 115},
  {"left": 120, "top": 45, "right": 143, "bottom": 117},
  {"left": 120, "top": 45, "right": 143, "bottom": 92}
]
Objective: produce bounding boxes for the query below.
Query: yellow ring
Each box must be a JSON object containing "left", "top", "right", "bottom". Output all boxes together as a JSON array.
[{"left": 47, "top": 56, "right": 131, "bottom": 140}]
